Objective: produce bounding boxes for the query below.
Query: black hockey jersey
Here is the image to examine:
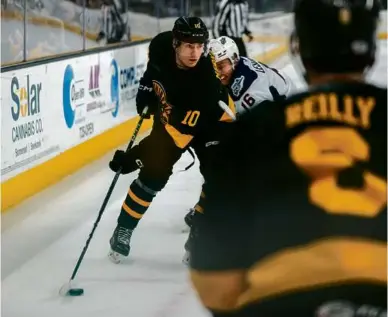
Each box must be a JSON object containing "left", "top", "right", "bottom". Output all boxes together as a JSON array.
[
  {"left": 202, "top": 81, "right": 387, "bottom": 306},
  {"left": 139, "top": 31, "right": 235, "bottom": 150}
]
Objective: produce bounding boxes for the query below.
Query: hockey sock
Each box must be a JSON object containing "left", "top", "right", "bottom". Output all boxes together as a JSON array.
[
  {"left": 117, "top": 179, "right": 157, "bottom": 230},
  {"left": 194, "top": 189, "right": 206, "bottom": 214}
]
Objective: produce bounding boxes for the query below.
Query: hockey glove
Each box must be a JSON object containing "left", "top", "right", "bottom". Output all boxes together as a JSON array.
[
  {"left": 136, "top": 84, "right": 158, "bottom": 119},
  {"left": 109, "top": 148, "right": 143, "bottom": 174}
]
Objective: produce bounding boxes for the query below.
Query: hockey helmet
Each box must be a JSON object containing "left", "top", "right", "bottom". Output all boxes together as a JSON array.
[
  {"left": 172, "top": 16, "right": 209, "bottom": 44},
  {"left": 209, "top": 36, "right": 240, "bottom": 67},
  {"left": 290, "top": 0, "right": 381, "bottom": 76}
]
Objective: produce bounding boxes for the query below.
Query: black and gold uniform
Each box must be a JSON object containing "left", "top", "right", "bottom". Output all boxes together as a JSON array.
[
  {"left": 189, "top": 0, "right": 387, "bottom": 316},
  {"left": 191, "top": 82, "right": 387, "bottom": 314},
  {"left": 108, "top": 16, "right": 235, "bottom": 260}
]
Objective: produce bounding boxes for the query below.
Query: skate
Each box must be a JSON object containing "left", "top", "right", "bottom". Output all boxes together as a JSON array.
[
  {"left": 182, "top": 224, "right": 197, "bottom": 266},
  {"left": 182, "top": 250, "right": 191, "bottom": 265},
  {"left": 108, "top": 225, "right": 133, "bottom": 264},
  {"left": 182, "top": 234, "right": 191, "bottom": 265},
  {"left": 181, "top": 208, "right": 196, "bottom": 233}
]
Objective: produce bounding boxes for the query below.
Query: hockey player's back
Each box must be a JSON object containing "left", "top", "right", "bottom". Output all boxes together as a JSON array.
[
  {"left": 197, "top": 79, "right": 387, "bottom": 315},
  {"left": 188, "top": 1, "right": 387, "bottom": 316},
  {"left": 191, "top": 80, "right": 387, "bottom": 317},
  {"left": 204, "top": 79, "right": 387, "bottom": 249}
]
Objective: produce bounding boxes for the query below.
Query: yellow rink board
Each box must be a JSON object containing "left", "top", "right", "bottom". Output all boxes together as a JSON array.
[{"left": 1, "top": 118, "right": 153, "bottom": 212}]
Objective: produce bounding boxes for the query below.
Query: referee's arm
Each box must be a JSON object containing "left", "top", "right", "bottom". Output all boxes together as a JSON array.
[{"left": 212, "top": 0, "right": 231, "bottom": 38}]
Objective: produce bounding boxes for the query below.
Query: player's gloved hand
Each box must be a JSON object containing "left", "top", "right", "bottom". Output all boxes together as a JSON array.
[
  {"left": 269, "top": 86, "right": 286, "bottom": 102},
  {"left": 109, "top": 148, "right": 142, "bottom": 174},
  {"left": 136, "top": 84, "right": 158, "bottom": 119},
  {"left": 136, "top": 102, "right": 156, "bottom": 119}
]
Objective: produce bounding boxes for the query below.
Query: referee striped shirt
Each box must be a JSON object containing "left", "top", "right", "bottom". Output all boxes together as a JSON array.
[{"left": 212, "top": 0, "right": 249, "bottom": 38}]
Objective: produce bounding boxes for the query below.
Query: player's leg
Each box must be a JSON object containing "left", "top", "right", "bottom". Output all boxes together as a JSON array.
[
  {"left": 182, "top": 183, "right": 206, "bottom": 264},
  {"left": 109, "top": 124, "right": 183, "bottom": 262},
  {"left": 184, "top": 185, "right": 206, "bottom": 229}
]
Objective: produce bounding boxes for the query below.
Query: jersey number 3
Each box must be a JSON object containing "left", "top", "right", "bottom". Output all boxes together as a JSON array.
[{"left": 291, "top": 127, "right": 386, "bottom": 217}]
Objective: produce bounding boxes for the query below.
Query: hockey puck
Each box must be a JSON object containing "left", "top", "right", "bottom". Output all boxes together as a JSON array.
[{"left": 68, "top": 288, "right": 84, "bottom": 296}]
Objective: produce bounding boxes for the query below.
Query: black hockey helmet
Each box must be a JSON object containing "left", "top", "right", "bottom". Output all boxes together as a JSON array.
[
  {"left": 290, "top": 0, "right": 381, "bottom": 75},
  {"left": 172, "top": 16, "right": 209, "bottom": 44}
]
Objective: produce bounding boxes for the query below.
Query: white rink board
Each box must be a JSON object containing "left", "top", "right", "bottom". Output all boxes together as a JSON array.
[{"left": 1, "top": 41, "right": 150, "bottom": 181}]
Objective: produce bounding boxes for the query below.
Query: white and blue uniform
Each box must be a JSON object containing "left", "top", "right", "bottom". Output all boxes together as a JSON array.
[{"left": 228, "top": 57, "right": 295, "bottom": 115}]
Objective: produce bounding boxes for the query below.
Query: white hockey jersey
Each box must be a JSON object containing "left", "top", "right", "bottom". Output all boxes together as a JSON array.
[{"left": 228, "top": 57, "right": 295, "bottom": 115}]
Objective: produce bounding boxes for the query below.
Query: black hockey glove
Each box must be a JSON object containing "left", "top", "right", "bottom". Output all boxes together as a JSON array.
[
  {"left": 136, "top": 84, "right": 158, "bottom": 119},
  {"left": 269, "top": 86, "right": 286, "bottom": 102},
  {"left": 109, "top": 148, "right": 143, "bottom": 175}
]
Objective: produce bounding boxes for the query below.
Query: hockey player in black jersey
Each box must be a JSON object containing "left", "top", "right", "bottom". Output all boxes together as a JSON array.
[
  {"left": 107, "top": 16, "right": 236, "bottom": 263},
  {"left": 188, "top": 1, "right": 387, "bottom": 317}
]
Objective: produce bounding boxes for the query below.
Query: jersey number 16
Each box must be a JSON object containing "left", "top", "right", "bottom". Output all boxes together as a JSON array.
[{"left": 241, "top": 93, "right": 256, "bottom": 111}]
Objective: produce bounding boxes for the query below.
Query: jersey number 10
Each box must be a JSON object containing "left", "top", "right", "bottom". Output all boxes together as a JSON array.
[
  {"left": 182, "top": 110, "right": 201, "bottom": 127},
  {"left": 291, "top": 127, "right": 386, "bottom": 217}
]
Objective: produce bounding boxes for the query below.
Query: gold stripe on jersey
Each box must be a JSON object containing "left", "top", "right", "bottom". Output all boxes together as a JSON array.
[
  {"left": 286, "top": 93, "right": 375, "bottom": 129},
  {"left": 237, "top": 237, "right": 387, "bottom": 308},
  {"left": 165, "top": 124, "right": 194, "bottom": 148}
]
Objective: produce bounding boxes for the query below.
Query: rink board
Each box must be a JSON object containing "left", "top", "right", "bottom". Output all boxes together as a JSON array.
[
  {"left": 1, "top": 41, "right": 152, "bottom": 211},
  {"left": 1, "top": 34, "right": 287, "bottom": 212}
]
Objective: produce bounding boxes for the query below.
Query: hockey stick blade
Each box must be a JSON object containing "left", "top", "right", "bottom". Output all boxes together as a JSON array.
[
  {"left": 218, "top": 101, "right": 236, "bottom": 121},
  {"left": 59, "top": 281, "right": 84, "bottom": 297}
]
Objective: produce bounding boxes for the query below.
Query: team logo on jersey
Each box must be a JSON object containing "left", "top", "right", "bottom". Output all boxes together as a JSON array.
[
  {"left": 152, "top": 80, "right": 172, "bottom": 124},
  {"left": 231, "top": 76, "right": 245, "bottom": 97}
]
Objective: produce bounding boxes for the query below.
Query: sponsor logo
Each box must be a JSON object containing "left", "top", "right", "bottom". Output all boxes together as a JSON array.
[
  {"left": 110, "top": 59, "right": 120, "bottom": 117},
  {"left": 10, "top": 75, "right": 44, "bottom": 143},
  {"left": 119, "top": 62, "right": 145, "bottom": 104},
  {"left": 62, "top": 64, "right": 85, "bottom": 129}
]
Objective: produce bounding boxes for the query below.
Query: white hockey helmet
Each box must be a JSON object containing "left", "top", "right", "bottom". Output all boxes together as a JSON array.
[{"left": 209, "top": 36, "right": 240, "bottom": 67}]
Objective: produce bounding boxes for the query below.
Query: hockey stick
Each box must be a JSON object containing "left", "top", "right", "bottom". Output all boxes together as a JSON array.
[
  {"left": 218, "top": 100, "right": 237, "bottom": 121},
  {"left": 59, "top": 107, "right": 149, "bottom": 297}
]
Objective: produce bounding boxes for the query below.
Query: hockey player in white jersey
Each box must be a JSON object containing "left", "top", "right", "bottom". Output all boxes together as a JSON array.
[
  {"left": 211, "top": 36, "right": 295, "bottom": 115},
  {"left": 182, "top": 36, "right": 296, "bottom": 263}
]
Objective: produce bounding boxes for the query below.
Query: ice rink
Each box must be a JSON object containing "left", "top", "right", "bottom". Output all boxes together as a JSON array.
[{"left": 2, "top": 40, "right": 387, "bottom": 317}]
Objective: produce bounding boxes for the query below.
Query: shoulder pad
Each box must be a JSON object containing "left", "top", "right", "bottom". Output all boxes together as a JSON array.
[{"left": 229, "top": 57, "right": 259, "bottom": 100}]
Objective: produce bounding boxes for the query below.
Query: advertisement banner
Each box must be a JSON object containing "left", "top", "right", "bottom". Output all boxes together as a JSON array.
[
  {"left": 1, "top": 67, "right": 61, "bottom": 181},
  {"left": 1, "top": 41, "right": 150, "bottom": 182}
]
